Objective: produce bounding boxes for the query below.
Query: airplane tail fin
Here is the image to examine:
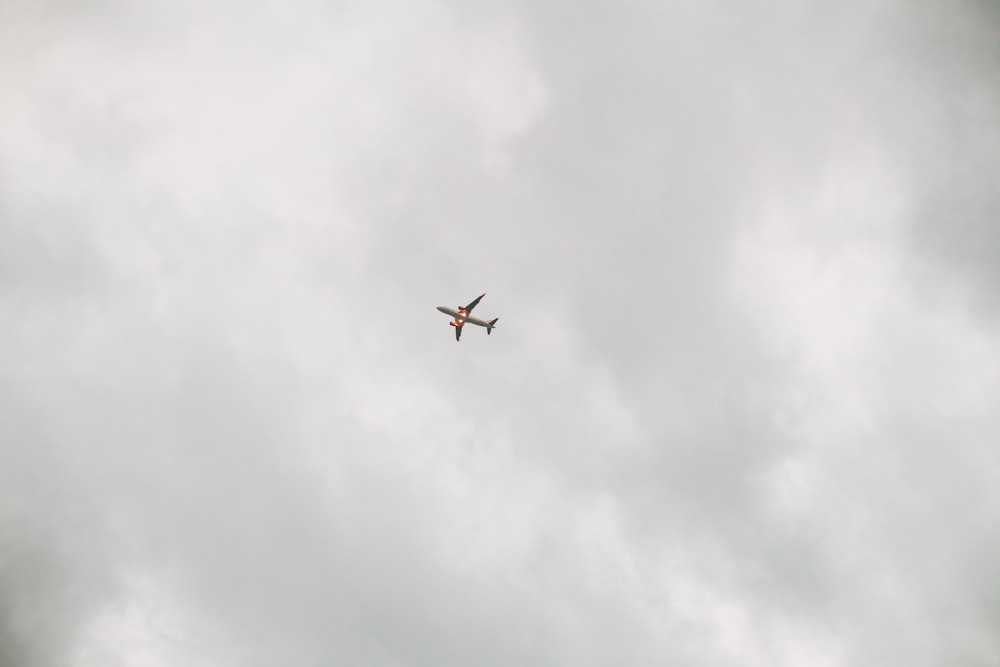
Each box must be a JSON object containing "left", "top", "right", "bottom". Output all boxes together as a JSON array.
[{"left": 487, "top": 317, "right": 499, "bottom": 335}]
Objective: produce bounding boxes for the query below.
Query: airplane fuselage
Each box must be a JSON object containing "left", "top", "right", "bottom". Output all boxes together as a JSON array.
[{"left": 436, "top": 306, "right": 492, "bottom": 328}]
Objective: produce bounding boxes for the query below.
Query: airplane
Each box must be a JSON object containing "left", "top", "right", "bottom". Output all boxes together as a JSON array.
[{"left": 436, "top": 293, "right": 499, "bottom": 341}]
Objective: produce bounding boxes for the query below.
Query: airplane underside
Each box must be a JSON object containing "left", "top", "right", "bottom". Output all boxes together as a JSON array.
[{"left": 437, "top": 294, "right": 498, "bottom": 342}]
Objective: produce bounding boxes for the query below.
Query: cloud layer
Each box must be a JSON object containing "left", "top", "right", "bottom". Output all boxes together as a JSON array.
[{"left": 2, "top": 1, "right": 999, "bottom": 665}]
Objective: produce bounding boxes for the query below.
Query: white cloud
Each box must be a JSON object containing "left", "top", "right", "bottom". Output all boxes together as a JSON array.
[{"left": 2, "top": 1, "right": 999, "bottom": 665}]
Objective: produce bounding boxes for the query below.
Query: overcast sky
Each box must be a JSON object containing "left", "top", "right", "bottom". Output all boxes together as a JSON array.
[{"left": 2, "top": 0, "right": 999, "bottom": 665}]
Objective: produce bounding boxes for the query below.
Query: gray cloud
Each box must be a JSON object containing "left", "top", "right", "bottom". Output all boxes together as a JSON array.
[{"left": 2, "top": 1, "right": 999, "bottom": 665}]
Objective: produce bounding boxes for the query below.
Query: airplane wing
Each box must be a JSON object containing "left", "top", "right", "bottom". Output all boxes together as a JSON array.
[
  {"left": 464, "top": 293, "right": 485, "bottom": 314},
  {"left": 455, "top": 323, "right": 463, "bottom": 341}
]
